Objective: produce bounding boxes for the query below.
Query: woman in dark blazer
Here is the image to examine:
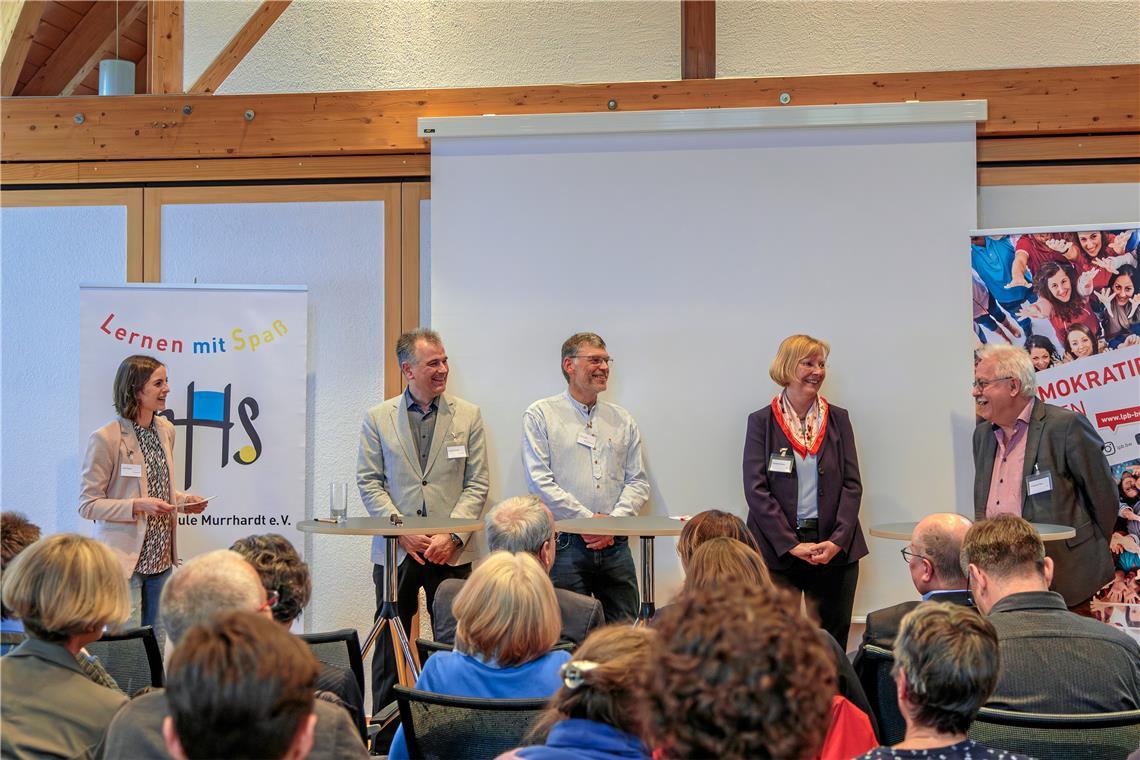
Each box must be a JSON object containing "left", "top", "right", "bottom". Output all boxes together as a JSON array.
[{"left": 743, "top": 334, "right": 867, "bottom": 647}]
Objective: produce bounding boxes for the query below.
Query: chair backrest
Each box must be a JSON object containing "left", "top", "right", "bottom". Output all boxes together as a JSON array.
[
  {"left": 968, "top": 706, "right": 1140, "bottom": 760},
  {"left": 85, "top": 625, "right": 164, "bottom": 696},
  {"left": 393, "top": 685, "right": 549, "bottom": 760},
  {"left": 299, "top": 628, "right": 365, "bottom": 700},
  {"left": 855, "top": 644, "right": 906, "bottom": 746},
  {"left": 416, "top": 638, "right": 453, "bottom": 665}
]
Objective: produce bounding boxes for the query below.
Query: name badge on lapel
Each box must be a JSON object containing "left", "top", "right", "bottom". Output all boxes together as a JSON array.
[
  {"left": 120, "top": 463, "right": 142, "bottom": 478},
  {"left": 577, "top": 431, "right": 597, "bottom": 449},
  {"left": 446, "top": 445, "right": 467, "bottom": 459},
  {"left": 1025, "top": 468, "right": 1053, "bottom": 496},
  {"left": 769, "top": 448, "right": 794, "bottom": 475}
]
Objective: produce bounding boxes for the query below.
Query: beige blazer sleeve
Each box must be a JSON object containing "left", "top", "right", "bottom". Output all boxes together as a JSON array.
[{"left": 78, "top": 419, "right": 137, "bottom": 523}]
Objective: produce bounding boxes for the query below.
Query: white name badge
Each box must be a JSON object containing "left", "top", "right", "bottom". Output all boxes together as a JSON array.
[
  {"left": 446, "top": 445, "right": 467, "bottom": 459},
  {"left": 120, "top": 463, "right": 143, "bottom": 478},
  {"left": 577, "top": 431, "right": 598, "bottom": 449},
  {"left": 1026, "top": 471, "right": 1053, "bottom": 496},
  {"left": 768, "top": 454, "right": 794, "bottom": 474}
]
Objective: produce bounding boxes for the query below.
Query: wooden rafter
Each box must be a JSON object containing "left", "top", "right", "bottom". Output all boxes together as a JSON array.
[
  {"left": 1, "top": 1, "right": 46, "bottom": 97},
  {"left": 682, "top": 0, "right": 715, "bottom": 80},
  {"left": 19, "top": 0, "right": 146, "bottom": 97},
  {"left": 2, "top": 65, "right": 1136, "bottom": 163},
  {"left": 188, "top": 0, "right": 290, "bottom": 95},
  {"left": 148, "top": 0, "right": 183, "bottom": 94}
]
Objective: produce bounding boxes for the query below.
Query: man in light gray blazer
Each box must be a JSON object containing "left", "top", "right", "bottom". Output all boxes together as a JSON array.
[
  {"left": 432, "top": 495, "right": 604, "bottom": 646},
  {"left": 356, "top": 328, "right": 489, "bottom": 714}
]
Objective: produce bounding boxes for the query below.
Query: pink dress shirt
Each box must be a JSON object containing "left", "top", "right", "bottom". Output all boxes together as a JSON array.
[{"left": 985, "top": 399, "right": 1036, "bottom": 517}]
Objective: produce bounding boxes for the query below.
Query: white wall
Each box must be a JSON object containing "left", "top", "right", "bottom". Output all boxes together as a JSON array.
[
  {"left": 0, "top": 205, "right": 128, "bottom": 534},
  {"left": 979, "top": 183, "right": 1140, "bottom": 230},
  {"left": 183, "top": 0, "right": 1139, "bottom": 94}
]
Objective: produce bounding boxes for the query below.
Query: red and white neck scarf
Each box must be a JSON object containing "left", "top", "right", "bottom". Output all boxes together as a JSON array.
[{"left": 772, "top": 392, "right": 829, "bottom": 458}]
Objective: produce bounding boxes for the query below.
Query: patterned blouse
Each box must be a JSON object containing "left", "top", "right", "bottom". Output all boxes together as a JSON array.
[{"left": 133, "top": 421, "right": 174, "bottom": 575}]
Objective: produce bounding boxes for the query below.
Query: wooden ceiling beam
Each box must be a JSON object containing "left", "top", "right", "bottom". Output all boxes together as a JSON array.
[
  {"left": 19, "top": 0, "right": 145, "bottom": 96},
  {"left": 1, "top": 64, "right": 1136, "bottom": 162},
  {"left": 188, "top": 0, "right": 290, "bottom": 95},
  {"left": 60, "top": 1, "right": 147, "bottom": 96},
  {"left": 1, "top": 1, "right": 47, "bottom": 96},
  {"left": 148, "top": 0, "right": 183, "bottom": 94},
  {"left": 682, "top": 0, "right": 715, "bottom": 80}
]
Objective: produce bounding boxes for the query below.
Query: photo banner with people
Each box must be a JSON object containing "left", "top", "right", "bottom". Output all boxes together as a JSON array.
[
  {"left": 79, "top": 284, "right": 308, "bottom": 560},
  {"left": 970, "top": 226, "right": 1140, "bottom": 640}
]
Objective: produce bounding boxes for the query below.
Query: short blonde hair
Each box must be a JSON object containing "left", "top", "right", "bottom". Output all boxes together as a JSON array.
[
  {"left": 454, "top": 551, "right": 561, "bottom": 667},
  {"left": 769, "top": 335, "right": 830, "bottom": 387},
  {"left": 1, "top": 533, "right": 129, "bottom": 641}
]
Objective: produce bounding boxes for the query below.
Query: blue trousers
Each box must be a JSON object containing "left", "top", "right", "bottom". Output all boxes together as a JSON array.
[{"left": 549, "top": 534, "right": 639, "bottom": 624}]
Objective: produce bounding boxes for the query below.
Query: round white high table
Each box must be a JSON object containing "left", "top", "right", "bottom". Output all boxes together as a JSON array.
[
  {"left": 868, "top": 521, "right": 1076, "bottom": 542},
  {"left": 297, "top": 515, "right": 482, "bottom": 687},
  {"left": 555, "top": 515, "right": 684, "bottom": 624}
]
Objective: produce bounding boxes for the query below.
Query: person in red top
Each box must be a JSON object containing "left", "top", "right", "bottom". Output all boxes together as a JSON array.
[
  {"left": 1018, "top": 260, "right": 1101, "bottom": 348},
  {"left": 1009, "top": 232, "right": 1080, "bottom": 288}
]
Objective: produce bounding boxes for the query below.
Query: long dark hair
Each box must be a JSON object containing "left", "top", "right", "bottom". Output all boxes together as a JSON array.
[
  {"left": 1024, "top": 335, "right": 1060, "bottom": 370},
  {"left": 1034, "top": 261, "right": 1086, "bottom": 322}
]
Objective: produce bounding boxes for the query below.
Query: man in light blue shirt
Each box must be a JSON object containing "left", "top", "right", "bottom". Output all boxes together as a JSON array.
[{"left": 522, "top": 332, "right": 649, "bottom": 623}]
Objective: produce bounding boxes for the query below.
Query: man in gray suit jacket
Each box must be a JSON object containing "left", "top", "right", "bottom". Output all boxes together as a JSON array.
[
  {"left": 972, "top": 344, "right": 1117, "bottom": 609},
  {"left": 357, "top": 328, "right": 489, "bottom": 713},
  {"left": 433, "top": 495, "right": 604, "bottom": 646},
  {"left": 963, "top": 515, "right": 1140, "bottom": 712}
]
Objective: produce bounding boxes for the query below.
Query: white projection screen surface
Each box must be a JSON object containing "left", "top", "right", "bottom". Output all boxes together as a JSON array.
[{"left": 429, "top": 113, "right": 979, "bottom": 618}]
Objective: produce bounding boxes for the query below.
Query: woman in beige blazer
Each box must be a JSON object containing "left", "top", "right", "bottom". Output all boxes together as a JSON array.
[{"left": 78, "top": 355, "right": 205, "bottom": 631}]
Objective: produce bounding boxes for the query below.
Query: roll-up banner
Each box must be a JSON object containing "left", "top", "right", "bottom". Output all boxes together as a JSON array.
[
  {"left": 79, "top": 284, "right": 308, "bottom": 559},
  {"left": 971, "top": 226, "right": 1140, "bottom": 641}
]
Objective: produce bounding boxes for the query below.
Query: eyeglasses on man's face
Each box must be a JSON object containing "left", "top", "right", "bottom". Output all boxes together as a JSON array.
[
  {"left": 259, "top": 588, "right": 280, "bottom": 612},
  {"left": 570, "top": 357, "right": 615, "bottom": 369},
  {"left": 900, "top": 546, "right": 927, "bottom": 564},
  {"left": 972, "top": 376, "right": 1013, "bottom": 391}
]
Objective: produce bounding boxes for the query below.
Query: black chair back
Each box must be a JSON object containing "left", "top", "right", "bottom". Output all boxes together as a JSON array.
[
  {"left": 856, "top": 644, "right": 906, "bottom": 745},
  {"left": 299, "top": 628, "right": 366, "bottom": 700},
  {"left": 416, "top": 637, "right": 452, "bottom": 665},
  {"left": 968, "top": 706, "right": 1140, "bottom": 760},
  {"left": 393, "top": 685, "right": 548, "bottom": 760},
  {"left": 85, "top": 625, "right": 163, "bottom": 697}
]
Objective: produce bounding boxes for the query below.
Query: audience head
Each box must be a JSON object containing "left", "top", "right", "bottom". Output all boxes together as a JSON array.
[
  {"left": 906, "top": 513, "right": 972, "bottom": 594},
  {"left": 649, "top": 585, "right": 835, "bottom": 759},
  {"left": 530, "top": 625, "right": 655, "bottom": 746},
  {"left": 162, "top": 610, "right": 319, "bottom": 760},
  {"left": 1, "top": 512, "right": 42, "bottom": 620},
  {"left": 683, "top": 537, "right": 771, "bottom": 595},
  {"left": 230, "top": 533, "right": 311, "bottom": 626},
  {"left": 961, "top": 515, "right": 1051, "bottom": 614},
  {"left": 112, "top": 354, "right": 165, "bottom": 421},
  {"left": 484, "top": 495, "right": 557, "bottom": 570},
  {"left": 160, "top": 549, "right": 267, "bottom": 646},
  {"left": 676, "top": 509, "right": 759, "bottom": 571},
  {"left": 892, "top": 602, "right": 1000, "bottom": 736},
  {"left": 1, "top": 533, "right": 129, "bottom": 645},
  {"left": 454, "top": 551, "right": 560, "bottom": 668}
]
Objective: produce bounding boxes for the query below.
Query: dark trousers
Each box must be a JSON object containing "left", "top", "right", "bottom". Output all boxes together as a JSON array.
[
  {"left": 768, "top": 528, "right": 860, "bottom": 648},
  {"left": 549, "top": 534, "right": 639, "bottom": 624},
  {"left": 371, "top": 558, "right": 470, "bottom": 715}
]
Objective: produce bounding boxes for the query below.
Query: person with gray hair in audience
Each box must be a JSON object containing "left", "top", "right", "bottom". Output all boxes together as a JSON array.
[
  {"left": 433, "top": 494, "right": 604, "bottom": 646},
  {"left": 963, "top": 514, "right": 1140, "bottom": 713},
  {"left": 856, "top": 602, "right": 1027, "bottom": 760},
  {"left": 103, "top": 549, "right": 367, "bottom": 759}
]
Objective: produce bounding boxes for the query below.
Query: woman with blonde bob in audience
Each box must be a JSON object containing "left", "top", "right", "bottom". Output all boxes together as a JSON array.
[
  {"left": 388, "top": 551, "right": 570, "bottom": 760},
  {"left": 505, "top": 626, "right": 656, "bottom": 759},
  {"left": 0, "top": 534, "right": 131, "bottom": 759}
]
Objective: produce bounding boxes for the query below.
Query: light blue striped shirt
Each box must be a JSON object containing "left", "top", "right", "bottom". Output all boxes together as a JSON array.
[{"left": 522, "top": 391, "right": 650, "bottom": 520}]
